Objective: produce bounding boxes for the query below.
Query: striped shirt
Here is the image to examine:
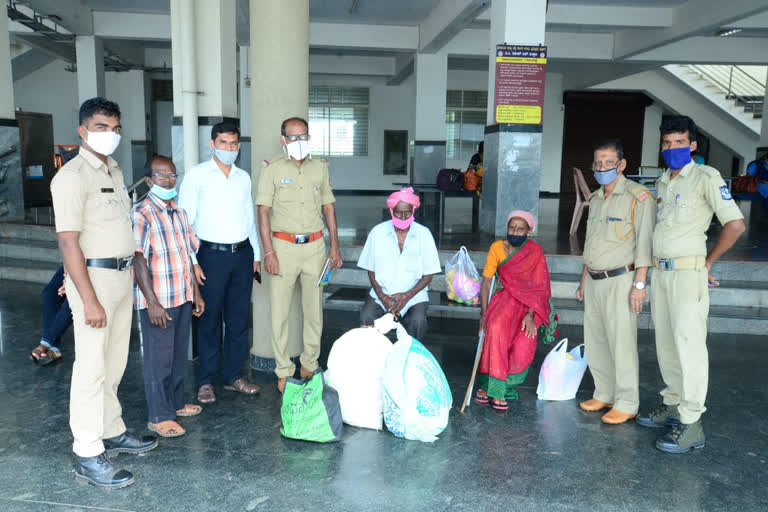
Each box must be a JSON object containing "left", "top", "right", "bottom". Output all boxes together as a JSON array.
[{"left": 132, "top": 193, "right": 199, "bottom": 310}]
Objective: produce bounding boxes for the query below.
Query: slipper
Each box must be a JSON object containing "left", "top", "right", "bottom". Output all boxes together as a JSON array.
[
  {"left": 30, "top": 345, "right": 46, "bottom": 364},
  {"left": 491, "top": 399, "right": 509, "bottom": 411},
  {"left": 473, "top": 390, "right": 490, "bottom": 404},
  {"left": 38, "top": 348, "right": 62, "bottom": 366},
  {"left": 176, "top": 404, "right": 202, "bottom": 417},
  {"left": 147, "top": 420, "right": 185, "bottom": 438}
]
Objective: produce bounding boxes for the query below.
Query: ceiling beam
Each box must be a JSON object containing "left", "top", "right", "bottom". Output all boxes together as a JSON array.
[
  {"left": 386, "top": 53, "right": 415, "bottom": 85},
  {"left": 11, "top": 33, "right": 74, "bottom": 63},
  {"left": 92, "top": 11, "right": 170, "bottom": 41},
  {"left": 418, "top": 0, "right": 488, "bottom": 53},
  {"left": 628, "top": 36, "right": 768, "bottom": 65},
  {"left": 310, "top": 22, "right": 418, "bottom": 52},
  {"left": 613, "top": 0, "right": 768, "bottom": 59}
]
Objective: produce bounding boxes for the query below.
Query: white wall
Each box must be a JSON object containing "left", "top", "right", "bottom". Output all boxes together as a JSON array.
[
  {"left": 308, "top": 74, "right": 416, "bottom": 190},
  {"left": 708, "top": 137, "right": 738, "bottom": 176},
  {"left": 105, "top": 70, "right": 147, "bottom": 182},
  {"left": 13, "top": 59, "right": 79, "bottom": 145}
]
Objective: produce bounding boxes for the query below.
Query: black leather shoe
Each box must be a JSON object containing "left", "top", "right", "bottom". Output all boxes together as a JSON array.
[
  {"left": 74, "top": 452, "right": 135, "bottom": 489},
  {"left": 103, "top": 432, "right": 158, "bottom": 457}
]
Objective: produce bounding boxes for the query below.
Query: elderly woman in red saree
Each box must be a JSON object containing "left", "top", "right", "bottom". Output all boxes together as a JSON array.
[{"left": 473, "top": 210, "right": 557, "bottom": 410}]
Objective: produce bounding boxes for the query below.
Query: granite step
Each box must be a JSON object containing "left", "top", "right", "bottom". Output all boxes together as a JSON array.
[{"left": 322, "top": 285, "right": 768, "bottom": 335}]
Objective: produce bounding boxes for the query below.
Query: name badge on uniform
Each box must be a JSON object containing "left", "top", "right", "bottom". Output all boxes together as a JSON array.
[
  {"left": 101, "top": 188, "right": 115, "bottom": 193},
  {"left": 281, "top": 178, "right": 293, "bottom": 184},
  {"left": 720, "top": 185, "right": 732, "bottom": 200},
  {"left": 606, "top": 216, "right": 622, "bottom": 222}
]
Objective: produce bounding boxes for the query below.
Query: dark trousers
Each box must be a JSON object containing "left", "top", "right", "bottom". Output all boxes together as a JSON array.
[
  {"left": 360, "top": 295, "right": 429, "bottom": 341},
  {"left": 140, "top": 302, "right": 192, "bottom": 423},
  {"left": 41, "top": 265, "right": 72, "bottom": 351},
  {"left": 196, "top": 243, "right": 253, "bottom": 387}
]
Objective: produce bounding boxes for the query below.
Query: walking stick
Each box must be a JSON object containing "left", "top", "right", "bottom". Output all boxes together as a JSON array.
[{"left": 460, "top": 275, "right": 496, "bottom": 413}]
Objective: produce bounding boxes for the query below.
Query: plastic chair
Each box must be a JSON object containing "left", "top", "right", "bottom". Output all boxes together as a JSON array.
[{"left": 569, "top": 167, "right": 592, "bottom": 235}]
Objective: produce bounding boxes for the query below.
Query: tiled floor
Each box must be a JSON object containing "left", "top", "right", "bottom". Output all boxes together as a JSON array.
[{"left": 0, "top": 279, "right": 766, "bottom": 511}]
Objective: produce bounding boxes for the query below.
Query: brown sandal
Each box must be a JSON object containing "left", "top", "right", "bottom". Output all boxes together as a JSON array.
[
  {"left": 224, "top": 378, "right": 260, "bottom": 395},
  {"left": 30, "top": 344, "right": 47, "bottom": 364},
  {"left": 147, "top": 420, "right": 185, "bottom": 438},
  {"left": 197, "top": 384, "right": 216, "bottom": 404},
  {"left": 176, "top": 404, "right": 202, "bottom": 417},
  {"left": 38, "top": 348, "right": 62, "bottom": 366}
]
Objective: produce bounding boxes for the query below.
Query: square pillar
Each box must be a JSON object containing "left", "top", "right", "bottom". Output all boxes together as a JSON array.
[
  {"left": 0, "top": 7, "right": 24, "bottom": 221},
  {"left": 481, "top": 0, "right": 547, "bottom": 236},
  {"left": 411, "top": 52, "right": 448, "bottom": 185},
  {"left": 75, "top": 36, "right": 105, "bottom": 104}
]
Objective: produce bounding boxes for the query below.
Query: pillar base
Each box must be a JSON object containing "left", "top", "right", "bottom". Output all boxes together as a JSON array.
[
  {"left": 481, "top": 124, "right": 543, "bottom": 236},
  {"left": 0, "top": 120, "right": 24, "bottom": 222},
  {"left": 171, "top": 116, "right": 243, "bottom": 174}
]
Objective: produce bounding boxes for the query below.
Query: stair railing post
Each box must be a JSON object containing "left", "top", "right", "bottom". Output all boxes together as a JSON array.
[{"left": 728, "top": 66, "right": 733, "bottom": 99}]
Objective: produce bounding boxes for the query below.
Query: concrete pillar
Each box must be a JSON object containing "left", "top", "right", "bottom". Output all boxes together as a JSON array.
[
  {"left": 105, "top": 70, "right": 149, "bottom": 185},
  {"left": 75, "top": 36, "right": 105, "bottom": 104},
  {"left": 0, "top": 6, "right": 24, "bottom": 221},
  {"left": 238, "top": 45, "right": 252, "bottom": 171},
  {"left": 759, "top": 76, "right": 768, "bottom": 155},
  {"left": 170, "top": 0, "right": 238, "bottom": 175},
  {"left": 641, "top": 102, "right": 663, "bottom": 168},
  {"left": 541, "top": 72, "right": 564, "bottom": 193},
  {"left": 248, "top": 0, "right": 309, "bottom": 372},
  {"left": 481, "top": 0, "right": 547, "bottom": 236},
  {"left": 0, "top": 7, "right": 14, "bottom": 119},
  {"left": 411, "top": 52, "right": 448, "bottom": 185}
]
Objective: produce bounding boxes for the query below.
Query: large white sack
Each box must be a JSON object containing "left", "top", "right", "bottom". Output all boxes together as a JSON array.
[
  {"left": 381, "top": 322, "right": 452, "bottom": 443},
  {"left": 324, "top": 316, "right": 394, "bottom": 430}
]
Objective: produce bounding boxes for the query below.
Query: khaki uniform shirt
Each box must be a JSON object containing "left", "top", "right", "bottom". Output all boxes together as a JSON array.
[
  {"left": 255, "top": 155, "right": 335, "bottom": 234},
  {"left": 50, "top": 147, "right": 134, "bottom": 258},
  {"left": 583, "top": 174, "right": 655, "bottom": 270},
  {"left": 653, "top": 162, "right": 744, "bottom": 258}
]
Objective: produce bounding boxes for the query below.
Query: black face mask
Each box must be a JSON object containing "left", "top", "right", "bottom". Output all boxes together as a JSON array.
[{"left": 507, "top": 234, "right": 527, "bottom": 247}]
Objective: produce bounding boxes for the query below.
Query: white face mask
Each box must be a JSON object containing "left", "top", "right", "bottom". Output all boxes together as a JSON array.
[
  {"left": 85, "top": 130, "right": 121, "bottom": 156},
  {"left": 283, "top": 137, "right": 310, "bottom": 161},
  {"left": 213, "top": 148, "right": 238, "bottom": 166}
]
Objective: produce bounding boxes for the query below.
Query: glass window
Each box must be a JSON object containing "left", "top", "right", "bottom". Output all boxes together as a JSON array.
[
  {"left": 308, "top": 87, "right": 369, "bottom": 157},
  {"left": 445, "top": 90, "right": 487, "bottom": 160}
]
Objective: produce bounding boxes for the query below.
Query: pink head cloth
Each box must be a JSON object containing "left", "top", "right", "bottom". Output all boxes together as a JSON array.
[
  {"left": 386, "top": 187, "right": 421, "bottom": 210},
  {"left": 507, "top": 209, "right": 535, "bottom": 232}
]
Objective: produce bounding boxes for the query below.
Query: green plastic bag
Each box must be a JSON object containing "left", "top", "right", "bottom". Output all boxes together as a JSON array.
[{"left": 280, "top": 370, "right": 343, "bottom": 443}]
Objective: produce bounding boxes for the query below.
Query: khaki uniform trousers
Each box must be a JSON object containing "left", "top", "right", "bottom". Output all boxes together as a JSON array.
[
  {"left": 270, "top": 237, "right": 326, "bottom": 378},
  {"left": 66, "top": 267, "right": 133, "bottom": 457},
  {"left": 583, "top": 271, "right": 639, "bottom": 414},
  {"left": 650, "top": 267, "right": 709, "bottom": 424}
]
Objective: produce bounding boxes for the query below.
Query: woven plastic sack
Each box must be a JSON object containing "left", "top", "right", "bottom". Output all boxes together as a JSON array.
[
  {"left": 536, "top": 339, "right": 588, "bottom": 401},
  {"left": 280, "top": 370, "right": 343, "bottom": 442},
  {"left": 445, "top": 246, "right": 481, "bottom": 305},
  {"left": 324, "top": 318, "right": 394, "bottom": 430},
  {"left": 380, "top": 317, "right": 452, "bottom": 442}
]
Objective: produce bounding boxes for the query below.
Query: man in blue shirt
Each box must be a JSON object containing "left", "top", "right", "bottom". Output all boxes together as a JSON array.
[
  {"left": 357, "top": 188, "right": 442, "bottom": 340},
  {"left": 746, "top": 153, "right": 768, "bottom": 217}
]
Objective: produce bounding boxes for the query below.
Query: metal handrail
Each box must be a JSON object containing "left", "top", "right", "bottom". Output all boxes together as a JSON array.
[{"left": 689, "top": 65, "right": 765, "bottom": 110}]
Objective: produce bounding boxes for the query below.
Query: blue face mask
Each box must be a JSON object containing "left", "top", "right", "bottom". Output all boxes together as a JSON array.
[
  {"left": 594, "top": 168, "right": 619, "bottom": 186},
  {"left": 661, "top": 147, "right": 692, "bottom": 170},
  {"left": 151, "top": 184, "right": 177, "bottom": 201},
  {"left": 507, "top": 234, "right": 527, "bottom": 247}
]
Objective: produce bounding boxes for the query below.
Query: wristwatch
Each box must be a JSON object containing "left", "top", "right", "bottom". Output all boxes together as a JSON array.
[{"left": 633, "top": 281, "right": 646, "bottom": 290}]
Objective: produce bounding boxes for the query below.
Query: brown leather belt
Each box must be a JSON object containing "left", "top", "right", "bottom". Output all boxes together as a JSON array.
[
  {"left": 273, "top": 231, "right": 323, "bottom": 244},
  {"left": 587, "top": 263, "right": 635, "bottom": 280}
]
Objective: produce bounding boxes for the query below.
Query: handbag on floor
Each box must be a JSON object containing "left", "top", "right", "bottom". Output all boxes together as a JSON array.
[
  {"left": 536, "top": 338, "right": 587, "bottom": 401},
  {"left": 280, "top": 370, "right": 343, "bottom": 443}
]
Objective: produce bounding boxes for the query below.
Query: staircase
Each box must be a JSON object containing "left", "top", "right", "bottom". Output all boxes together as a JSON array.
[
  {"left": 664, "top": 64, "right": 765, "bottom": 135},
  {"left": 2, "top": 222, "right": 768, "bottom": 336}
]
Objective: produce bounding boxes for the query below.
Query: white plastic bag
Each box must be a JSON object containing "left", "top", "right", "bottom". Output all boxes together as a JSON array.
[
  {"left": 324, "top": 316, "right": 394, "bottom": 430},
  {"left": 381, "top": 321, "right": 452, "bottom": 442},
  {"left": 536, "top": 338, "right": 587, "bottom": 401},
  {"left": 444, "top": 246, "right": 481, "bottom": 305}
]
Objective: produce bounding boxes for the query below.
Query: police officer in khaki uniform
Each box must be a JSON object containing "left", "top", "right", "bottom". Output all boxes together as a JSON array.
[
  {"left": 256, "top": 117, "right": 343, "bottom": 392},
  {"left": 576, "top": 139, "right": 655, "bottom": 425},
  {"left": 51, "top": 98, "right": 157, "bottom": 489},
  {"left": 636, "top": 116, "right": 745, "bottom": 453}
]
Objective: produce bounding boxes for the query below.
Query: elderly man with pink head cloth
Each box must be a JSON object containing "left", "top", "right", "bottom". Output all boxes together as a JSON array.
[{"left": 357, "top": 187, "right": 442, "bottom": 340}]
